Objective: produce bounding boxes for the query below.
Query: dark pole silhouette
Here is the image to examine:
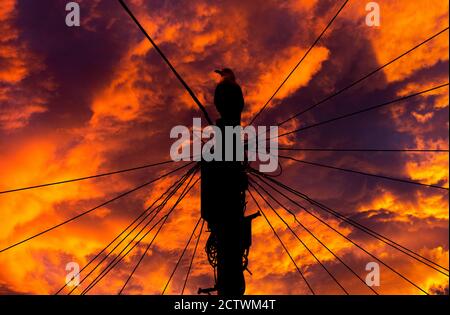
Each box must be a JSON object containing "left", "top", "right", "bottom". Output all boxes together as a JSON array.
[{"left": 200, "top": 68, "right": 258, "bottom": 295}]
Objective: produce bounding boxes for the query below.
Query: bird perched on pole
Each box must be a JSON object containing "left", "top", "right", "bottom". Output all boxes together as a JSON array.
[{"left": 214, "top": 68, "right": 244, "bottom": 127}]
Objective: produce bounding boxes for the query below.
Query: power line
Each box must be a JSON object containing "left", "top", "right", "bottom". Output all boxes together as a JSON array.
[
  {"left": 87, "top": 213, "right": 167, "bottom": 295},
  {"left": 118, "top": 0, "right": 213, "bottom": 125},
  {"left": 68, "top": 168, "right": 193, "bottom": 294},
  {"left": 117, "top": 218, "right": 168, "bottom": 295},
  {"left": 248, "top": 188, "right": 315, "bottom": 295},
  {"left": 255, "top": 172, "right": 449, "bottom": 275},
  {"left": 119, "top": 210, "right": 200, "bottom": 294},
  {"left": 244, "top": 27, "right": 449, "bottom": 148},
  {"left": 246, "top": 85, "right": 448, "bottom": 153},
  {"left": 82, "top": 172, "right": 200, "bottom": 294},
  {"left": 112, "top": 175, "right": 201, "bottom": 295},
  {"left": 250, "top": 171, "right": 432, "bottom": 294},
  {"left": 277, "top": 83, "right": 449, "bottom": 139},
  {"left": 0, "top": 160, "right": 174, "bottom": 195},
  {"left": 249, "top": 0, "right": 349, "bottom": 125},
  {"left": 249, "top": 180, "right": 349, "bottom": 294},
  {"left": 249, "top": 177, "right": 378, "bottom": 294},
  {"left": 181, "top": 220, "right": 205, "bottom": 295},
  {"left": 0, "top": 162, "right": 194, "bottom": 254},
  {"left": 308, "top": 195, "right": 449, "bottom": 276},
  {"left": 59, "top": 165, "right": 197, "bottom": 295},
  {"left": 278, "top": 148, "right": 449, "bottom": 153},
  {"left": 56, "top": 166, "right": 195, "bottom": 294},
  {"left": 161, "top": 217, "right": 202, "bottom": 295},
  {"left": 277, "top": 27, "right": 449, "bottom": 127},
  {"left": 82, "top": 170, "right": 198, "bottom": 294},
  {"left": 255, "top": 170, "right": 449, "bottom": 275},
  {"left": 278, "top": 155, "right": 449, "bottom": 191}
]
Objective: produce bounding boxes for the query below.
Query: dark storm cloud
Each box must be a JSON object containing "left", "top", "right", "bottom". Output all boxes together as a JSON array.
[{"left": 16, "top": 0, "right": 133, "bottom": 128}]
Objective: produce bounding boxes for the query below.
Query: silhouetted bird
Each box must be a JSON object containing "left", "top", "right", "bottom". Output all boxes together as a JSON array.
[{"left": 214, "top": 68, "right": 244, "bottom": 127}]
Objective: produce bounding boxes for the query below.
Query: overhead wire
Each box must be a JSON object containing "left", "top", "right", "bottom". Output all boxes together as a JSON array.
[
  {"left": 252, "top": 170, "right": 449, "bottom": 275},
  {"left": 181, "top": 220, "right": 205, "bottom": 295},
  {"left": 249, "top": 171, "right": 433, "bottom": 294},
  {"left": 0, "top": 162, "right": 194, "bottom": 254},
  {"left": 249, "top": 180, "right": 349, "bottom": 294},
  {"left": 250, "top": 176, "right": 378, "bottom": 294},
  {"left": 249, "top": 0, "right": 350, "bottom": 125},
  {"left": 82, "top": 170, "right": 200, "bottom": 294},
  {"left": 161, "top": 217, "right": 202, "bottom": 295},
  {"left": 248, "top": 188, "right": 315, "bottom": 295},
  {"left": 64, "top": 165, "right": 198, "bottom": 294}
]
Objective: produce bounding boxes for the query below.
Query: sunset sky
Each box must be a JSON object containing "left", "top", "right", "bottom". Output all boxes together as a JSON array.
[{"left": 0, "top": 0, "right": 448, "bottom": 295}]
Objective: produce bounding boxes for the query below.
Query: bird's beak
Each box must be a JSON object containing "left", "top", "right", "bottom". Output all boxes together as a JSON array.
[{"left": 214, "top": 69, "right": 223, "bottom": 75}]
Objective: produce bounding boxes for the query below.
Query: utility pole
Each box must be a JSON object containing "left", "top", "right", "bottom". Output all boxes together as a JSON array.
[
  {"left": 198, "top": 66, "right": 259, "bottom": 295},
  {"left": 199, "top": 144, "right": 259, "bottom": 295}
]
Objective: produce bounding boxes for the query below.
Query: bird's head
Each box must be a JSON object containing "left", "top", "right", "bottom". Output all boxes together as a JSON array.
[{"left": 214, "top": 68, "right": 236, "bottom": 82}]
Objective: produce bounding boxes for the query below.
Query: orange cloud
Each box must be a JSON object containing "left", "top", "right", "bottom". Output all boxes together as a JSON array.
[
  {"left": 356, "top": 0, "right": 449, "bottom": 83},
  {"left": 244, "top": 46, "right": 330, "bottom": 121}
]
